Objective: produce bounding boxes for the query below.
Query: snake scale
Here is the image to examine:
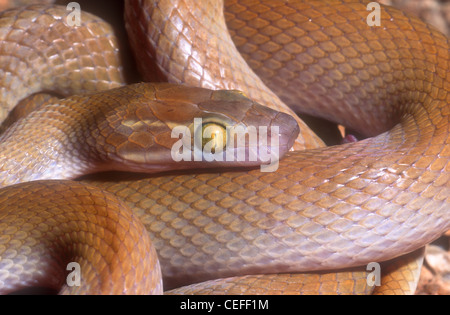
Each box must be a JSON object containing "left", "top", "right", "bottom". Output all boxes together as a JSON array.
[{"left": 0, "top": 0, "right": 448, "bottom": 295}]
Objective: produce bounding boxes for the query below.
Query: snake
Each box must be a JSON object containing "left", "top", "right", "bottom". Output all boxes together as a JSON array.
[{"left": 0, "top": 0, "right": 448, "bottom": 295}]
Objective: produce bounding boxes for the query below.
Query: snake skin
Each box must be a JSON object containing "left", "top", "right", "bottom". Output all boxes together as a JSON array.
[
  {"left": 0, "top": 5, "right": 126, "bottom": 123},
  {"left": 122, "top": 0, "right": 450, "bottom": 292},
  {"left": 166, "top": 271, "right": 372, "bottom": 295},
  {"left": 224, "top": 0, "right": 450, "bottom": 138},
  {"left": 373, "top": 247, "right": 425, "bottom": 295},
  {"left": 0, "top": 0, "right": 448, "bottom": 294},
  {"left": 164, "top": 247, "right": 425, "bottom": 295},
  {"left": 0, "top": 180, "right": 162, "bottom": 294},
  {"left": 124, "top": 0, "right": 325, "bottom": 150},
  {"left": 86, "top": 144, "right": 449, "bottom": 291}
]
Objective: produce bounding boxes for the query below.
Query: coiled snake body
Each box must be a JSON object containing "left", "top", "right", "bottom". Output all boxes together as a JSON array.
[{"left": 0, "top": 0, "right": 448, "bottom": 294}]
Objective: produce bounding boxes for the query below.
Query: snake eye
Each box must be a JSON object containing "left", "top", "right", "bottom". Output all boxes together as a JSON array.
[{"left": 196, "top": 122, "right": 227, "bottom": 153}]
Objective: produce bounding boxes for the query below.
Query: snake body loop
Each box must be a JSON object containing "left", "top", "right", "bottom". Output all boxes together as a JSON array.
[
  {"left": 0, "top": 180, "right": 163, "bottom": 294},
  {"left": 0, "top": 5, "right": 126, "bottom": 122},
  {"left": 0, "top": 0, "right": 449, "bottom": 294},
  {"left": 121, "top": 0, "right": 450, "bottom": 290}
]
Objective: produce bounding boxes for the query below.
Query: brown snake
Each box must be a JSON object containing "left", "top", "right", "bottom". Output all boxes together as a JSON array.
[{"left": 0, "top": 0, "right": 449, "bottom": 295}]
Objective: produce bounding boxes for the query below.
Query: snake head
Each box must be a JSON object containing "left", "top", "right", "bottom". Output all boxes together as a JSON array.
[
  {"left": 0, "top": 83, "right": 299, "bottom": 185},
  {"left": 92, "top": 83, "right": 299, "bottom": 174}
]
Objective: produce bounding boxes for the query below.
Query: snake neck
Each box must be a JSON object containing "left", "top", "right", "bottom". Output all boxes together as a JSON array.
[{"left": 0, "top": 103, "right": 92, "bottom": 188}]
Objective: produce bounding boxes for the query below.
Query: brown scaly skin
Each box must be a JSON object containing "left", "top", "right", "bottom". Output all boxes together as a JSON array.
[
  {"left": 0, "top": 180, "right": 163, "bottom": 295},
  {"left": 0, "top": 5, "right": 126, "bottom": 122},
  {"left": 165, "top": 248, "right": 425, "bottom": 295},
  {"left": 125, "top": 0, "right": 325, "bottom": 150},
  {"left": 0, "top": 1, "right": 448, "bottom": 294},
  {"left": 122, "top": 0, "right": 449, "bottom": 293}
]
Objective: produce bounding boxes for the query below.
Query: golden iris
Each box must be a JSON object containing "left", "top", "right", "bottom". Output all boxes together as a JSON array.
[{"left": 201, "top": 123, "right": 226, "bottom": 153}]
